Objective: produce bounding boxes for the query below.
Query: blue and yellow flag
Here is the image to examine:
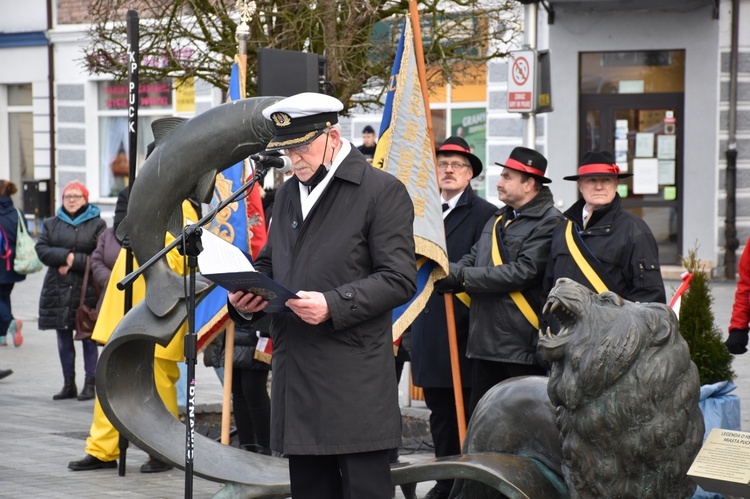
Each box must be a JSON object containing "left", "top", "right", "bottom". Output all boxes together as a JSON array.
[
  {"left": 195, "top": 57, "right": 253, "bottom": 351},
  {"left": 374, "top": 17, "right": 449, "bottom": 341}
]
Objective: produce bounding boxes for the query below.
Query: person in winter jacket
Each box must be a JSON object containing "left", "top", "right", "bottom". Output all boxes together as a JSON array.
[
  {"left": 228, "top": 92, "right": 416, "bottom": 499},
  {"left": 35, "top": 181, "right": 106, "bottom": 401},
  {"left": 438, "top": 147, "right": 564, "bottom": 414},
  {"left": 0, "top": 180, "right": 27, "bottom": 348},
  {"left": 727, "top": 237, "right": 750, "bottom": 355},
  {"left": 543, "top": 150, "right": 666, "bottom": 311}
]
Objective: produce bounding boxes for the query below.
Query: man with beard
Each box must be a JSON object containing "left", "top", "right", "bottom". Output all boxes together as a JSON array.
[{"left": 228, "top": 92, "right": 417, "bottom": 499}]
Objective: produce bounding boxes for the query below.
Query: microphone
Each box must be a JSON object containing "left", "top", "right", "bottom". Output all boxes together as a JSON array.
[{"left": 250, "top": 153, "right": 293, "bottom": 173}]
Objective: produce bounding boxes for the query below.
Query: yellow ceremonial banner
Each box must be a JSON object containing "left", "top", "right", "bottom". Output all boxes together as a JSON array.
[{"left": 374, "top": 16, "right": 449, "bottom": 340}]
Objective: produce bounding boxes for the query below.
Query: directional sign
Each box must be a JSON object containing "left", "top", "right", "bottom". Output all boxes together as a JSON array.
[{"left": 507, "top": 49, "right": 536, "bottom": 113}]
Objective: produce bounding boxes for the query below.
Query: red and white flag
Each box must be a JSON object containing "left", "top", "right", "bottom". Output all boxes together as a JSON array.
[{"left": 669, "top": 272, "right": 694, "bottom": 316}]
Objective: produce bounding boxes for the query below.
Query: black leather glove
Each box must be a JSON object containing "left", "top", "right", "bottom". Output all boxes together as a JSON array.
[
  {"left": 726, "top": 329, "right": 749, "bottom": 354},
  {"left": 434, "top": 264, "right": 464, "bottom": 294}
]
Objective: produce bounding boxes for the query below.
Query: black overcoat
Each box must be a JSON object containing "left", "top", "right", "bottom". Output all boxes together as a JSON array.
[
  {"left": 36, "top": 205, "right": 106, "bottom": 330},
  {"left": 0, "top": 196, "right": 26, "bottom": 284},
  {"left": 410, "top": 186, "right": 496, "bottom": 387},
  {"left": 248, "top": 146, "right": 417, "bottom": 455}
]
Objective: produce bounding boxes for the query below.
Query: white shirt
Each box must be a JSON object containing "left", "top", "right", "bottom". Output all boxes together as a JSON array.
[
  {"left": 441, "top": 190, "right": 465, "bottom": 219},
  {"left": 298, "top": 139, "right": 351, "bottom": 220},
  {"left": 582, "top": 206, "right": 592, "bottom": 228}
]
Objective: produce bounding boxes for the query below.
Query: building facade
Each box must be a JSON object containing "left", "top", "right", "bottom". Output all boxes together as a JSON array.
[
  {"left": 1, "top": 0, "right": 748, "bottom": 274},
  {"left": 487, "top": 0, "right": 748, "bottom": 274}
]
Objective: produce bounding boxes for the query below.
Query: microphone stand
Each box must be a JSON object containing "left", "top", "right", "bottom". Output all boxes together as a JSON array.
[{"left": 117, "top": 161, "right": 274, "bottom": 499}]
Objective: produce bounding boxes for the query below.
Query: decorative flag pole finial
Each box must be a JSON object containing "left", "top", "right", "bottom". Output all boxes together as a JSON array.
[{"left": 235, "top": 0, "right": 256, "bottom": 42}]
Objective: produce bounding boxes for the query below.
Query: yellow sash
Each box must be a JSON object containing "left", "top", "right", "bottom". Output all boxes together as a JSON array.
[
  {"left": 455, "top": 291, "right": 471, "bottom": 308},
  {"left": 491, "top": 216, "right": 539, "bottom": 329},
  {"left": 563, "top": 220, "right": 609, "bottom": 294}
]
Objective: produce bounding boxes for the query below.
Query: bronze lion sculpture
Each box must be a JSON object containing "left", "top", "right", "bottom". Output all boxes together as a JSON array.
[{"left": 537, "top": 278, "right": 704, "bottom": 499}]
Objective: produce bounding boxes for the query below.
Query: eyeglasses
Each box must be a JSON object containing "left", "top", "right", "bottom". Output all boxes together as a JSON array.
[
  {"left": 282, "top": 129, "right": 332, "bottom": 156},
  {"left": 437, "top": 161, "right": 470, "bottom": 171},
  {"left": 63, "top": 194, "right": 84, "bottom": 200},
  {"left": 282, "top": 143, "right": 311, "bottom": 155}
]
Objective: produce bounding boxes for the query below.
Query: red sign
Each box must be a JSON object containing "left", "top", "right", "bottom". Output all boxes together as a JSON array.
[
  {"left": 507, "top": 50, "right": 536, "bottom": 113},
  {"left": 98, "top": 81, "right": 173, "bottom": 111}
]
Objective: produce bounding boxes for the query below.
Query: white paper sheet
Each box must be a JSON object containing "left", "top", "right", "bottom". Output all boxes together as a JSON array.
[
  {"left": 657, "top": 135, "right": 676, "bottom": 159},
  {"left": 658, "top": 160, "right": 676, "bottom": 185},
  {"left": 635, "top": 133, "right": 654, "bottom": 158},
  {"left": 197, "top": 225, "right": 255, "bottom": 275},
  {"left": 633, "top": 158, "right": 659, "bottom": 194}
]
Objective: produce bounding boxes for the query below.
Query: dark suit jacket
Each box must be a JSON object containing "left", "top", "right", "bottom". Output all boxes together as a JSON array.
[{"left": 410, "top": 186, "right": 497, "bottom": 387}]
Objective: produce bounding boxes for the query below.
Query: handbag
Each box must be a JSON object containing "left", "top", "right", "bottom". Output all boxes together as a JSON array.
[
  {"left": 74, "top": 256, "right": 101, "bottom": 341},
  {"left": 13, "top": 209, "right": 43, "bottom": 275}
]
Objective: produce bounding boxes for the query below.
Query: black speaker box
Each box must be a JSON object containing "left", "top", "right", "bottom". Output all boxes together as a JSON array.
[{"left": 257, "top": 48, "right": 321, "bottom": 97}]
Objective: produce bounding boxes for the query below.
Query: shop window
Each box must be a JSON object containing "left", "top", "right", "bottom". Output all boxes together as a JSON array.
[
  {"left": 7, "top": 84, "right": 34, "bottom": 188},
  {"left": 580, "top": 50, "right": 685, "bottom": 95},
  {"left": 97, "top": 81, "right": 173, "bottom": 197}
]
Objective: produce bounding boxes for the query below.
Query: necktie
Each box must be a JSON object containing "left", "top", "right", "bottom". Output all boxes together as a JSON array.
[
  {"left": 442, "top": 203, "right": 449, "bottom": 212},
  {"left": 582, "top": 214, "right": 589, "bottom": 229}
]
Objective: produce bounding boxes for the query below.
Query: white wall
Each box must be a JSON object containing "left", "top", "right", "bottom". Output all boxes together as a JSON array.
[
  {"left": 0, "top": 0, "right": 47, "bottom": 32},
  {"left": 547, "top": 4, "right": 720, "bottom": 264}
]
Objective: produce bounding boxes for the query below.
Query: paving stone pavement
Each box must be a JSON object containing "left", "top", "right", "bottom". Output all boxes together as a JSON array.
[
  {"left": 0, "top": 267, "right": 748, "bottom": 498},
  {"left": 0, "top": 266, "right": 438, "bottom": 498}
]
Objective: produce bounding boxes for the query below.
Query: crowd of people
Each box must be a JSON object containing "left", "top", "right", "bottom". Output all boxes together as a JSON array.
[{"left": 2, "top": 90, "right": 749, "bottom": 499}]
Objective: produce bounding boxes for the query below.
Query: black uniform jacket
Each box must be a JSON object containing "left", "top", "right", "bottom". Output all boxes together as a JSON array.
[
  {"left": 543, "top": 194, "right": 666, "bottom": 305},
  {"left": 453, "top": 187, "right": 563, "bottom": 365}
]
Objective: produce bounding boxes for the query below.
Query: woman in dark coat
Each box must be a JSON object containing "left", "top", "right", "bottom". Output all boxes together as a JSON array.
[
  {"left": 203, "top": 320, "right": 272, "bottom": 454},
  {"left": 0, "top": 180, "right": 26, "bottom": 348},
  {"left": 36, "top": 181, "right": 106, "bottom": 401}
]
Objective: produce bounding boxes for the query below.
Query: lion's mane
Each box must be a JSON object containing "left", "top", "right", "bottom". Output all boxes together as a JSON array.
[{"left": 538, "top": 278, "right": 704, "bottom": 499}]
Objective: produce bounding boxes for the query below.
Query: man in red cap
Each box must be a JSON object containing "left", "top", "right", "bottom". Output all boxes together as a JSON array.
[
  {"left": 438, "top": 146, "right": 564, "bottom": 413},
  {"left": 409, "top": 136, "right": 496, "bottom": 499},
  {"left": 543, "top": 150, "right": 666, "bottom": 313}
]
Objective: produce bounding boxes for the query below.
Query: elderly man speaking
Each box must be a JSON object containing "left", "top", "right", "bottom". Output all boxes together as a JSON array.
[{"left": 228, "top": 92, "right": 417, "bottom": 499}]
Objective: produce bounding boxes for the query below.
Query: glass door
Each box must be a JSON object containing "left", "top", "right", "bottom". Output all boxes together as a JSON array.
[{"left": 579, "top": 93, "right": 683, "bottom": 264}]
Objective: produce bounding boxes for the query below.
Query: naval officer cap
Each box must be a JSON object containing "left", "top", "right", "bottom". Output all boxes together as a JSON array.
[{"left": 262, "top": 92, "right": 344, "bottom": 151}]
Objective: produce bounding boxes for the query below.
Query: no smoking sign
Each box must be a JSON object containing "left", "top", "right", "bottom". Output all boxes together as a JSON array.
[
  {"left": 507, "top": 50, "right": 536, "bottom": 113},
  {"left": 512, "top": 57, "right": 530, "bottom": 86}
]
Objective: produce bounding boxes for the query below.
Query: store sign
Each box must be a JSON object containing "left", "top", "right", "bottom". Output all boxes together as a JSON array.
[
  {"left": 175, "top": 78, "right": 195, "bottom": 113},
  {"left": 98, "top": 81, "right": 173, "bottom": 111},
  {"left": 507, "top": 50, "right": 536, "bottom": 113}
]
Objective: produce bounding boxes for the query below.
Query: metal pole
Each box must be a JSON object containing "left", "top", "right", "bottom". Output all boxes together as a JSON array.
[
  {"left": 724, "top": 0, "right": 740, "bottom": 278},
  {"left": 119, "top": 8, "right": 139, "bottom": 477},
  {"left": 522, "top": 2, "right": 538, "bottom": 148}
]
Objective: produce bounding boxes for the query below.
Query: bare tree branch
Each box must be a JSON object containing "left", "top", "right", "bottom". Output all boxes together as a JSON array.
[{"left": 83, "top": 0, "right": 520, "bottom": 112}]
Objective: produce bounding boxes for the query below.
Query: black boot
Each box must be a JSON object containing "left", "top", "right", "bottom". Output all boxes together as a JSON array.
[
  {"left": 77, "top": 376, "right": 96, "bottom": 401},
  {"left": 68, "top": 454, "right": 117, "bottom": 471},
  {"left": 53, "top": 376, "right": 77, "bottom": 400}
]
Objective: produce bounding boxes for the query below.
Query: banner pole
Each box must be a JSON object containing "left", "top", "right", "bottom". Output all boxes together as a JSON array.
[{"left": 408, "top": 1, "right": 467, "bottom": 446}]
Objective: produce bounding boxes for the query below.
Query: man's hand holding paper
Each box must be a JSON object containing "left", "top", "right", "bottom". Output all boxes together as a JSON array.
[
  {"left": 229, "top": 290, "right": 269, "bottom": 315},
  {"left": 198, "top": 226, "right": 299, "bottom": 312}
]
